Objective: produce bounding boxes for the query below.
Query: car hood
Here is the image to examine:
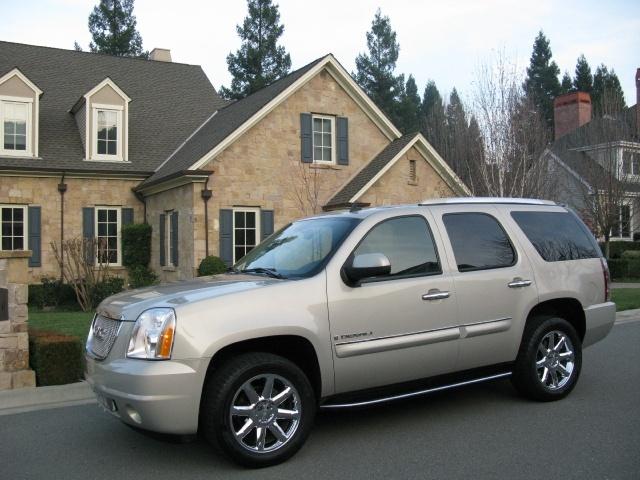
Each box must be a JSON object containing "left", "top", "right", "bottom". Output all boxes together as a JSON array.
[{"left": 97, "top": 273, "right": 285, "bottom": 320}]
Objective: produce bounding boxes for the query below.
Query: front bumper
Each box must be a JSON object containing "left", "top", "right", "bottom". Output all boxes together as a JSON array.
[
  {"left": 583, "top": 301, "right": 616, "bottom": 348},
  {"left": 85, "top": 354, "right": 206, "bottom": 434}
]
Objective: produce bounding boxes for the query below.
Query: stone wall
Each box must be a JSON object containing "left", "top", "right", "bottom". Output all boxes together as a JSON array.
[
  {"left": 0, "top": 175, "right": 144, "bottom": 283},
  {"left": 0, "top": 251, "right": 35, "bottom": 390}
]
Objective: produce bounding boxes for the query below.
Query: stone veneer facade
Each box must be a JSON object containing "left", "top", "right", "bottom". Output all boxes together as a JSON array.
[{"left": 0, "top": 250, "right": 36, "bottom": 390}]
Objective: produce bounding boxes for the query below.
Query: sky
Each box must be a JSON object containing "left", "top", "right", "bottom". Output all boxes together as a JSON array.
[{"left": 2, "top": 0, "right": 639, "bottom": 106}]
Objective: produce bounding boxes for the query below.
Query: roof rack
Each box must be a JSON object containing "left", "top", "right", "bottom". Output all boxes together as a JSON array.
[{"left": 418, "top": 197, "right": 557, "bottom": 206}]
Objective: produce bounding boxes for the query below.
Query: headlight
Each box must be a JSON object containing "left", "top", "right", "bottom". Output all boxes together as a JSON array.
[{"left": 127, "top": 308, "right": 176, "bottom": 360}]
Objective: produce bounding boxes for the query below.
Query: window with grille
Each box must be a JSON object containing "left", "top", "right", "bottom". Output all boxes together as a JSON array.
[
  {"left": 96, "top": 207, "right": 120, "bottom": 264},
  {"left": 0, "top": 205, "right": 26, "bottom": 251},
  {"left": 233, "top": 208, "right": 261, "bottom": 263}
]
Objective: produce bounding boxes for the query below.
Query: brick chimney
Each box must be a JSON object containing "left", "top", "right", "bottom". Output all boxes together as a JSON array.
[
  {"left": 150, "top": 48, "right": 172, "bottom": 62},
  {"left": 554, "top": 91, "right": 592, "bottom": 140}
]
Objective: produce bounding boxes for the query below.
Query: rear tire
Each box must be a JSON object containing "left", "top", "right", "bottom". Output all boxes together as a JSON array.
[
  {"left": 512, "top": 316, "right": 582, "bottom": 401},
  {"left": 201, "top": 352, "right": 316, "bottom": 468}
]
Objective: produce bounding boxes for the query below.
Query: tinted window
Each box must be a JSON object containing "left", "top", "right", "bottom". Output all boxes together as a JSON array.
[
  {"left": 354, "top": 216, "right": 440, "bottom": 278},
  {"left": 511, "top": 211, "right": 600, "bottom": 262},
  {"left": 443, "top": 213, "right": 515, "bottom": 272}
]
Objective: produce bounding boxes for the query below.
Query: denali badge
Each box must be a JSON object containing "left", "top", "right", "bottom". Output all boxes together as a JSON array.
[{"left": 334, "top": 331, "right": 373, "bottom": 341}]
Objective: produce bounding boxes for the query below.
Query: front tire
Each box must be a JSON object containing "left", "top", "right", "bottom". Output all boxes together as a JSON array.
[
  {"left": 512, "top": 316, "right": 582, "bottom": 401},
  {"left": 201, "top": 352, "right": 316, "bottom": 468}
]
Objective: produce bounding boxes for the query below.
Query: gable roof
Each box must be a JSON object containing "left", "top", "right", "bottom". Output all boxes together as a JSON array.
[
  {"left": 0, "top": 41, "right": 227, "bottom": 175},
  {"left": 140, "top": 54, "right": 403, "bottom": 189},
  {"left": 326, "top": 132, "right": 471, "bottom": 208}
]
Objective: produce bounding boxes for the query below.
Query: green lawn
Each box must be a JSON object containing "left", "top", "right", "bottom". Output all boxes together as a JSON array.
[
  {"left": 28, "top": 309, "right": 94, "bottom": 342},
  {"left": 611, "top": 289, "right": 640, "bottom": 312}
]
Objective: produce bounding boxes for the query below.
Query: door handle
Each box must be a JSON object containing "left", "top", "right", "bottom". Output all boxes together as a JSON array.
[
  {"left": 508, "top": 278, "right": 532, "bottom": 288},
  {"left": 422, "top": 289, "right": 450, "bottom": 301}
]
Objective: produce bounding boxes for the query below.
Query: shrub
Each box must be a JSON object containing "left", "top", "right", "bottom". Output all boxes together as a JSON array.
[
  {"left": 607, "top": 258, "right": 640, "bottom": 280},
  {"left": 122, "top": 223, "right": 152, "bottom": 267},
  {"left": 127, "top": 265, "right": 158, "bottom": 289},
  {"left": 621, "top": 250, "right": 640, "bottom": 259},
  {"left": 28, "top": 277, "right": 79, "bottom": 310},
  {"left": 91, "top": 277, "right": 125, "bottom": 307},
  {"left": 198, "top": 256, "right": 227, "bottom": 276},
  {"left": 28, "top": 329, "right": 84, "bottom": 386}
]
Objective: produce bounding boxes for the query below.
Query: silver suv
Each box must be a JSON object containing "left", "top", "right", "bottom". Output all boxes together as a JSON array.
[{"left": 85, "top": 198, "right": 615, "bottom": 467}]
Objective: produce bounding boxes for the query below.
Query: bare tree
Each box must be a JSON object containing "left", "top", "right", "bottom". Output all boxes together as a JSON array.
[
  {"left": 51, "top": 237, "right": 113, "bottom": 312},
  {"left": 470, "top": 51, "right": 553, "bottom": 198},
  {"left": 286, "top": 161, "right": 321, "bottom": 217}
]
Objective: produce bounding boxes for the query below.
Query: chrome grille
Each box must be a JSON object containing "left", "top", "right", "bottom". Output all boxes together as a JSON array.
[{"left": 87, "top": 314, "right": 121, "bottom": 360}]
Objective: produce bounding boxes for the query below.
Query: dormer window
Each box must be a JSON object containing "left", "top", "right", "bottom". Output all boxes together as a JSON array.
[
  {"left": 76, "top": 78, "right": 130, "bottom": 162},
  {"left": 0, "top": 68, "right": 42, "bottom": 158},
  {"left": 93, "top": 106, "right": 122, "bottom": 159}
]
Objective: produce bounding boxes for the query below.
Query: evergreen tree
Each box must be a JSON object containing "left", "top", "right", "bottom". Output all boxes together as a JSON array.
[
  {"left": 573, "top": 54, "right": 593, "bottom": 93},
  {"left": 420, "top": 80, "right": 447, "bottom": 156},
  {"left": 523, "top": 31, "right": 561, "bottom": 129},
  {"left": 219, "top": 0, "right": 291, "bottom": 100},
  {"left": 445, "top": 88, "right": 470, "bottom": 178},
  {"left": 592, "top": 64, "right": 626, "bottom": 116},
  {"left": 560, "top": 72, "right": 573, "bottom": 94},
  {"left": 79, "top": 0, "right": 147, "bottom": 58},
  {"left": 355, "top": 9, "right": 404, "bottom": 123},
  {"left": 396, "top": 75, "right": 421, "bottom": 133}
]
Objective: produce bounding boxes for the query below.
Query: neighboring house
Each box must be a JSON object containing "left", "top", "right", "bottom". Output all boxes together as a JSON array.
[
  {"left": 0, "top": 41, "right": 469, "bottom": 283},
  {"left": 544, "top": 69, "right": 640, "bottom": 241}
]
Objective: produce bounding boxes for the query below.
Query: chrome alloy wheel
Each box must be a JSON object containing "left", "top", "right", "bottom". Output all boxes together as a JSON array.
[
  {"left": 229, "top": 374, "right": 302, "bottom": 453},
  {"left": 536, "top": 330, "right": 575, "bottom": 390}
]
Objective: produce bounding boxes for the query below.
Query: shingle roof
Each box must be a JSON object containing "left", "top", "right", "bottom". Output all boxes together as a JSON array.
[
  {"left": 0, "top": 41, "right": 227, "bottom": 174},
  {"left": 550, "top": 110, "right": 640, "bottom": 193},
  {"left": 141, "top": 55, "right": 329, "bottom": 187},
  {"left": 325, "top": 133, "right": 419, "bottom": 207}
]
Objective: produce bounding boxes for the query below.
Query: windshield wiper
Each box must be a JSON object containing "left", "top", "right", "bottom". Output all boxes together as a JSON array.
[{"left": 240, "top": 267, "right": 286, "bottom": 279}]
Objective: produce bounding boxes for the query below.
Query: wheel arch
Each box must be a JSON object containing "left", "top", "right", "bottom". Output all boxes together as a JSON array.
[{"left": 525, "top": 297, "right": 586, "bottom": 340}]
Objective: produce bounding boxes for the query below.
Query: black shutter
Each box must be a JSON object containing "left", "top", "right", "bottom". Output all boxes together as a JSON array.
[
  {"left": 159, "top": 214, "right": 166, "bottom": 267},
  {"left": 337, "top": 117, "right": 349, "bottom": 165},
  {"left": 171, "top": 211, "right": 179, "bottom": 267},
  {"left": 122, "top": 208, "right": 134, "bottom": 226},
  {"left": 82, "top": 207, "right": 95, "bottom": 264},
  {"left": 219, "top": 209, "right": 233, "bottom": 267},
  {"left": 300, "top": 113, "right": 313, "bottom": 163},
  {"left": 260, "top": 210, "right": 274, "bottom": 241},
  {"left": 27, "top": 206, "right": 41, "bottom": 267}
]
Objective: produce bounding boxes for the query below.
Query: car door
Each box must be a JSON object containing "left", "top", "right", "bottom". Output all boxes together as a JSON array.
[
  {"left": 431, "top": 205, "right": 539, "bottom": 371},
  {"left": 326, "top": 212, "right": 460, "bottom": 394}
]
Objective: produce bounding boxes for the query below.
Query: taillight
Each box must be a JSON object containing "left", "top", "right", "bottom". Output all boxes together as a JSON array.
[{"left": 600, "top": 258, "right": 611, "bottom": 302}]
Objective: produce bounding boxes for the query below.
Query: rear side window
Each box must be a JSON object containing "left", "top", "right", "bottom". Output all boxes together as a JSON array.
[
  {"left": 354, "top": 216, "right": 441, "bottom": 278},
  {"left": 443, "top": 213, "right": 516, "bottom": 272},
  {"left": 511, "top": 211, "right": 599, "bottom": 262}
]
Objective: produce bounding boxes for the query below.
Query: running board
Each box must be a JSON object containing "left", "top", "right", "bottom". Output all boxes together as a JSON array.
[{"left": 320, "top": 372, "right": 512, "bottom": 409}]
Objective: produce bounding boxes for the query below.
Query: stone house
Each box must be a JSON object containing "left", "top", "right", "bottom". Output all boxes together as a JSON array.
[
  {"left": 0, "top": 41, "right": 469, "bottom": 283},
  {"left": 544, "top": 68, "right": 640, "bottom": 241}
]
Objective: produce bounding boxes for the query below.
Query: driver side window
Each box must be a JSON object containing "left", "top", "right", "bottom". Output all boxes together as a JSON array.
[{"left": 354, "top": 216, "right": 441, "bottom": 279}]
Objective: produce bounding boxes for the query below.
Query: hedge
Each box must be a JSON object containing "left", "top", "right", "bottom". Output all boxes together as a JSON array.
[
  {"left": 29, "top": 330, "right": 84, "bottom": 386},
  {"left": 599, "top": 241, "right": 640, "bottom": 259},
  {"left": 28, "top": 277, "right": 78, "bottom": 310},
  {"left": 607, "top": 258, "right": 640, "bottom": 280},
  {"left": 122, "top": 223, "right": 152, "bottom": 267}
]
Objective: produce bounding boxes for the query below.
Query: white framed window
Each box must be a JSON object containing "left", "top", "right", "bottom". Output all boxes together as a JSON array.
[
  {"left": 0, "top": 205, "right": 27, "bottom": 251},
  {"left": 312, "top": 114, "right": 335, "bottom": 163},
  {"left": 610, "top": 203, "right": 632, "bottom": 240},
  {"left": 233, "top": 208, "right": 261, "bottom": 263},
  {"left": 91, "top": 105, "right": 123, "bottom": 161},
  {"left": 95, "top": 207, "right": 121, "bottom": 265},
  {"left": 622, "top": 151, "right": 640, "bottom": 177},
  {"left": 1, "top": 98, "right": 32, "bottom": 157}
]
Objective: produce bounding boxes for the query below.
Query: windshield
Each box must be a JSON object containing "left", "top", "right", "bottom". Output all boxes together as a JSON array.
[{"left": 234, "top": 216, "right": 360, "bottom": 279}]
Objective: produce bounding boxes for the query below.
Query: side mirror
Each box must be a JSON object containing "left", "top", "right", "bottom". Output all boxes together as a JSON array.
[{"left": 344, "top": 253, "right": 391, "bottom": 283}]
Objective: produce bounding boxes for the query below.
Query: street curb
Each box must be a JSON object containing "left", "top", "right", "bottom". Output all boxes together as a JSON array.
[
  {"left": 0, "top": 381, "right": 95, "bottom": 416},
  {"left": 1, "top": 309, "right": 640, "bottom": 416}
]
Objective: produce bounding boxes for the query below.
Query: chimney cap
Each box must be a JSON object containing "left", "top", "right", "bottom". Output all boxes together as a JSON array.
[
  {"left": 150, "top": 48, "right": 172, "bottom": 62},
  {"left": 554, "top": 91, "right": 591, "bottom": 108}
]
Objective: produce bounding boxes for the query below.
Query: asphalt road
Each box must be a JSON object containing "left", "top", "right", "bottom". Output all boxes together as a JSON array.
[{"left": 2, "top": 322, "right": 639, "bottom": 480}]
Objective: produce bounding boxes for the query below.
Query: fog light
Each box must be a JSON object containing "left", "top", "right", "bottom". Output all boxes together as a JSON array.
[{"left": 126, "top": 405, "right": 142, "bottom": 424}]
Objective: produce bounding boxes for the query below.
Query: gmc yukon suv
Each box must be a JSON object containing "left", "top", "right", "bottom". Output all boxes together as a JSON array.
[{"left": 85, "top": 198, "right": 615, "bottom": 467}]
